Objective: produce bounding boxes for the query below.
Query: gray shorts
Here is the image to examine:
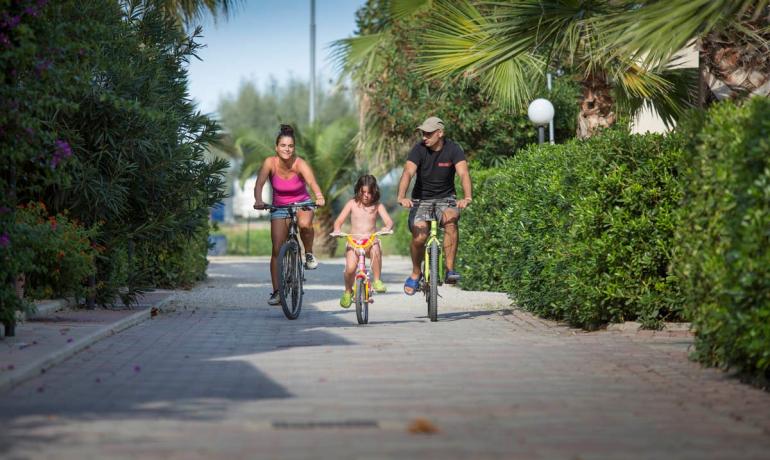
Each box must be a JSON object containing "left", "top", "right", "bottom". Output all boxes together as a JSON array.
[{"left": 408, "top": 197, "right": 459, "bottom": 231}]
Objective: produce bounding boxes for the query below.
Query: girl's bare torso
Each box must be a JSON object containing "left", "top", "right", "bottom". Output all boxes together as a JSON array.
[{"left": 349, "top": 201, "right": 379, "bottom": 236}]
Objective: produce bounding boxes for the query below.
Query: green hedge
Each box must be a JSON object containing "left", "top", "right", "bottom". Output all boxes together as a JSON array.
[
  {"left": 461, "top": 100, "right": 770, "bottom": 382},
  {"left": 459, "top": 129, "right": 688, "bottom": 329},
  {"left": 674, "top": 99, "right": 770, "bottom": 381},
  {"left": 134, "top": 226, "right": 210, "bottom": 289}
]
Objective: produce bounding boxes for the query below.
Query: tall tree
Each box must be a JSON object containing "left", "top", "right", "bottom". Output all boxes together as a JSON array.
[
  {"left": 416, "top": 0, "right": 697, "bottom": 138},
  {"left": 217, "top": 77, "right": 354, "bottom": 144},
  {"left": 332, "top": 0, "right": 580, "bottom": 167},
  {"left": 155, "top": 0, "right": 242, "bottom": 25},
  {"left": 606, "top": 0, "right": 770, "bottom": 104}
]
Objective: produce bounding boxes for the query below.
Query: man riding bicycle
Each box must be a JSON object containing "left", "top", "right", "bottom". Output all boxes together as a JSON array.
[{"left": 396, "top": 116, "right": 472, "bottom": 295}]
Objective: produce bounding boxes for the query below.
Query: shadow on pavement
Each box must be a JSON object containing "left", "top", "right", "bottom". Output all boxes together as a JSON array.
[
  {"left": 0, "top": 256, "right": 495, "bottom": 455},
  {"left": 0, "top": 259, "right": 364, "bottom": 455}
]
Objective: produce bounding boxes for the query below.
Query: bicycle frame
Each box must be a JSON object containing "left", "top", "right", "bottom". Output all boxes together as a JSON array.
[
  {"left": 266, "top": 202, "right": 316, "bottom": 320},
  {"left": 416, "top": 202, "right": 446, "bottom": 288},
  {"left": 347, "top": 235, "right": 376, "bottom": 303},
  {"left": 410, "top": 198, "right": 454, "bottom": 322}
]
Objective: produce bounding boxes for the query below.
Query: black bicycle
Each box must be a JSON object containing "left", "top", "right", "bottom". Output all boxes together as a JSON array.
[{"left": 269, "top": 203, "right": 315, "bottom": 320}]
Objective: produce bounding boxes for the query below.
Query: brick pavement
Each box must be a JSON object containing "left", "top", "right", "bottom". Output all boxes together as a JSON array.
[
  {"left": 0, "top": 291, "right": 175, "bottom": 392},
  {"left": 0, "top": 256, "right": 768, "bottom": 459}
]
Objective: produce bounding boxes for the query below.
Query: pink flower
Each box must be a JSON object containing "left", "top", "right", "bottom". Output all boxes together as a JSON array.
[
  {"left": 55, "top": 139, "right": 72, "bottom": 157},
  {"left": 50, "top": 139, "right": 73, "bottom": 169}
]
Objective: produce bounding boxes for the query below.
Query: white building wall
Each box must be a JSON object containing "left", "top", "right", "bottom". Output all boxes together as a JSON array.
[
  {"left": 630, "top": 44, "right": 699, "bottom": 135},
  {"left": 232, "top": 176, "right": 271, "bottom": 219}
]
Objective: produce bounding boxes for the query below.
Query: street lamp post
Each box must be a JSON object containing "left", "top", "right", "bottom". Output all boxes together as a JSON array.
[
  {"left": 547, "top": 73, "right": 555, "bottom": 144},
  {"left": 527, "top": 98, "right": 555, "bottom": 145},
  {"left": 309, "top": 0, "right": 316, "bottom": 124}
]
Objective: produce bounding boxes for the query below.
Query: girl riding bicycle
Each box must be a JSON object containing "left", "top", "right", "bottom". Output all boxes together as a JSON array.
[
  {"left": 253, "top": 124, "right": 325, "bottom": 306},
  {"left": 332, "top": 175, "right": 393, "bottom": 308}
]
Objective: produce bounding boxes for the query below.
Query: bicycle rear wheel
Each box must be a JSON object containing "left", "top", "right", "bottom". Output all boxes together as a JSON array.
[
  {"left": 278, "top": 240, "right": 303, "bottom": 319},
  {"left": 428, "top": 240, "right": 439, "bottom": 322},
  {"left": 354, "top": 277, "right": 368, "bottom": 324}
]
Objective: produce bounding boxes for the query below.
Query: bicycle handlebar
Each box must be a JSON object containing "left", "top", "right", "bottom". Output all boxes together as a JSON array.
[
  {"left": 329, "top": 230, "right": 393, "bottom": 238},
  {"left": 254, "top": 203, "right": 318, "bottom": 211}
]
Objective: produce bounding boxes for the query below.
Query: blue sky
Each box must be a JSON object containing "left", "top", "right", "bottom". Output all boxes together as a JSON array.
[{"left": 187, "top": 0, "right": 366, "bottom": 115}]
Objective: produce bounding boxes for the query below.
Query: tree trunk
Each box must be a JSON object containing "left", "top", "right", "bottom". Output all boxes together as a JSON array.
[
  {"left": 577, "top": 73, "right": 616, "bottom": 139},
  {"left": 314, "top": 206, "right": 337, "bottom": 257},
  {"left": 700, "top": 11, "right": 770, "bottom": 101}
]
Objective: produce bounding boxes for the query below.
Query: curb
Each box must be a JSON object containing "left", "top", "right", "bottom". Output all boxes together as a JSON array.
[
  {"left": 13, "top": 298, "right": 74, "bottom": 323},
  {"left": 606, "top": 321, "right": 692, "bottom": 332},
  {"left": 0, "top": 293, "right": 177, "bottom": 393},
  {"left": 29, "top": 298, "right": 74, "bottom": 319}
]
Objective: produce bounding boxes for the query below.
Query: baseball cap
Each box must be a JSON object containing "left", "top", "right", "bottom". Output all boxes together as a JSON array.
[{"left": 416, "top": 116, "right": 444, "bottom": 132}]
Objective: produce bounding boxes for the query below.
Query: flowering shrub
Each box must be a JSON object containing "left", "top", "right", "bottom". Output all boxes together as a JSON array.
[
  {"left": 14, "top": 202, "right": 97, "bottom": 300},
  {"left": 0, "top": 0, "right": 78, "bottom": 329},
  {"left": 1, "top": 1, "right": 227, "bottom": 330}
]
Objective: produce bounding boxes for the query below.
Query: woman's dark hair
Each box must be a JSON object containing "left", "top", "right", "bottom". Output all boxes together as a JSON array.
[
  {"left": 354, "top": 175, "right": 380, "bottom": 205},
  {"left": 275, "top": 124, "right": 295, "bottom": 145}
]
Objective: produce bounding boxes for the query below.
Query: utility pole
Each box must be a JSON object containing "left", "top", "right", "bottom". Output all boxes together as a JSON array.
[{"left": 309, "top": 0, "right": 316, "bottom": 124}]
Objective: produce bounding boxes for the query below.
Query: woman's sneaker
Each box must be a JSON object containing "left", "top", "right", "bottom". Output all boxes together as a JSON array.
[
  {"left": 305, "top": 253, "right": 318, "bottom": 269},
  {"left": 268, "top": 290, "right": 281, "bottom": 305}
]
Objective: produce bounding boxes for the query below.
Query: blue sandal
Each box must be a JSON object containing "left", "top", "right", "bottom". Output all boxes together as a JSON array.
[{"left": 403, "top": 276, "right": 420, "bottom": 296}]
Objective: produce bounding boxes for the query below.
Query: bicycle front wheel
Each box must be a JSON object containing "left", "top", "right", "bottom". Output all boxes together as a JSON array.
[
  {"left": 355, "top": 277, "right": 368, "bottom": 324},
  {"left": 428, "top": 240, "right": 439, "bottom": 322},
  {"left": 278, "top": 240, "right": 303, "bottom": 320}
]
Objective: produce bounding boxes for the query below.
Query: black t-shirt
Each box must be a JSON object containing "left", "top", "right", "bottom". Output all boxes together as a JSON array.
[{"left": 407, "top": 138, "right": 466, "bottom": 199}]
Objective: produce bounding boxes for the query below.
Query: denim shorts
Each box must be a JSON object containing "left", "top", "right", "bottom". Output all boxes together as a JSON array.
[
  {"left": 408, "top": 197, "right": 459, "bottom": 231},
  {"left": 270, "top": 199, "right": 315, "bottom": 220}
]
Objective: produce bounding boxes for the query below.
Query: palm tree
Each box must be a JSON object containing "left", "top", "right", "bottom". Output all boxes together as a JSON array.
[
  {"left": 236, "top": 117, "right": 360, "bottom": 256},
  {"left": 330, "top": 0, "right": 433, "bottom": 168},
  {"left": 415, "top": 0, "right": 697, "bottom": 138},
  {"left": 156, "top": 0, "right": 242, "bottom": 25},
  {"left": 606, "top": 0, "right": 770, "bottom": 104}
]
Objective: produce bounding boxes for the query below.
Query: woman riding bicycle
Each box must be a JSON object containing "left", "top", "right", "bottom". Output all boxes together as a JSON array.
[{"left": 253, "top": 124, "right": 325, "bottom": 306}]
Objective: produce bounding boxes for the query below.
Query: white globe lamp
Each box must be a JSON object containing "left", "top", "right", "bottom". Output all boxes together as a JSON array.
[{"left": 528, "top": 98, "right": 555, "bottom": 144}]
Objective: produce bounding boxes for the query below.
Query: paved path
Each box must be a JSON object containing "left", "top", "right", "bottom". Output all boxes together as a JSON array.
[{"left": 0, "top": 256, "right": 769, "bottom": 459}]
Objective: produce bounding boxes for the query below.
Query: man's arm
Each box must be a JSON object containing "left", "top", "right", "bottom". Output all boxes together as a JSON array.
[
  {"left": 397, "top": 160, "right": 418, "bottom": 208},
  {"left": 455, "top": 160, "right": 472, "bottom": 209}
]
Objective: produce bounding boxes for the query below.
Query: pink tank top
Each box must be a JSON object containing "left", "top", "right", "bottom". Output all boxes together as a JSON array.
[{"left": 270, "top": 173, "right": 310, "bottom": 205}]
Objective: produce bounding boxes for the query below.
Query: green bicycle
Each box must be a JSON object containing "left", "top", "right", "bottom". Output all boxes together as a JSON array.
[{"left": 412, "top": 198, "right": 453, "bottom": 322}]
